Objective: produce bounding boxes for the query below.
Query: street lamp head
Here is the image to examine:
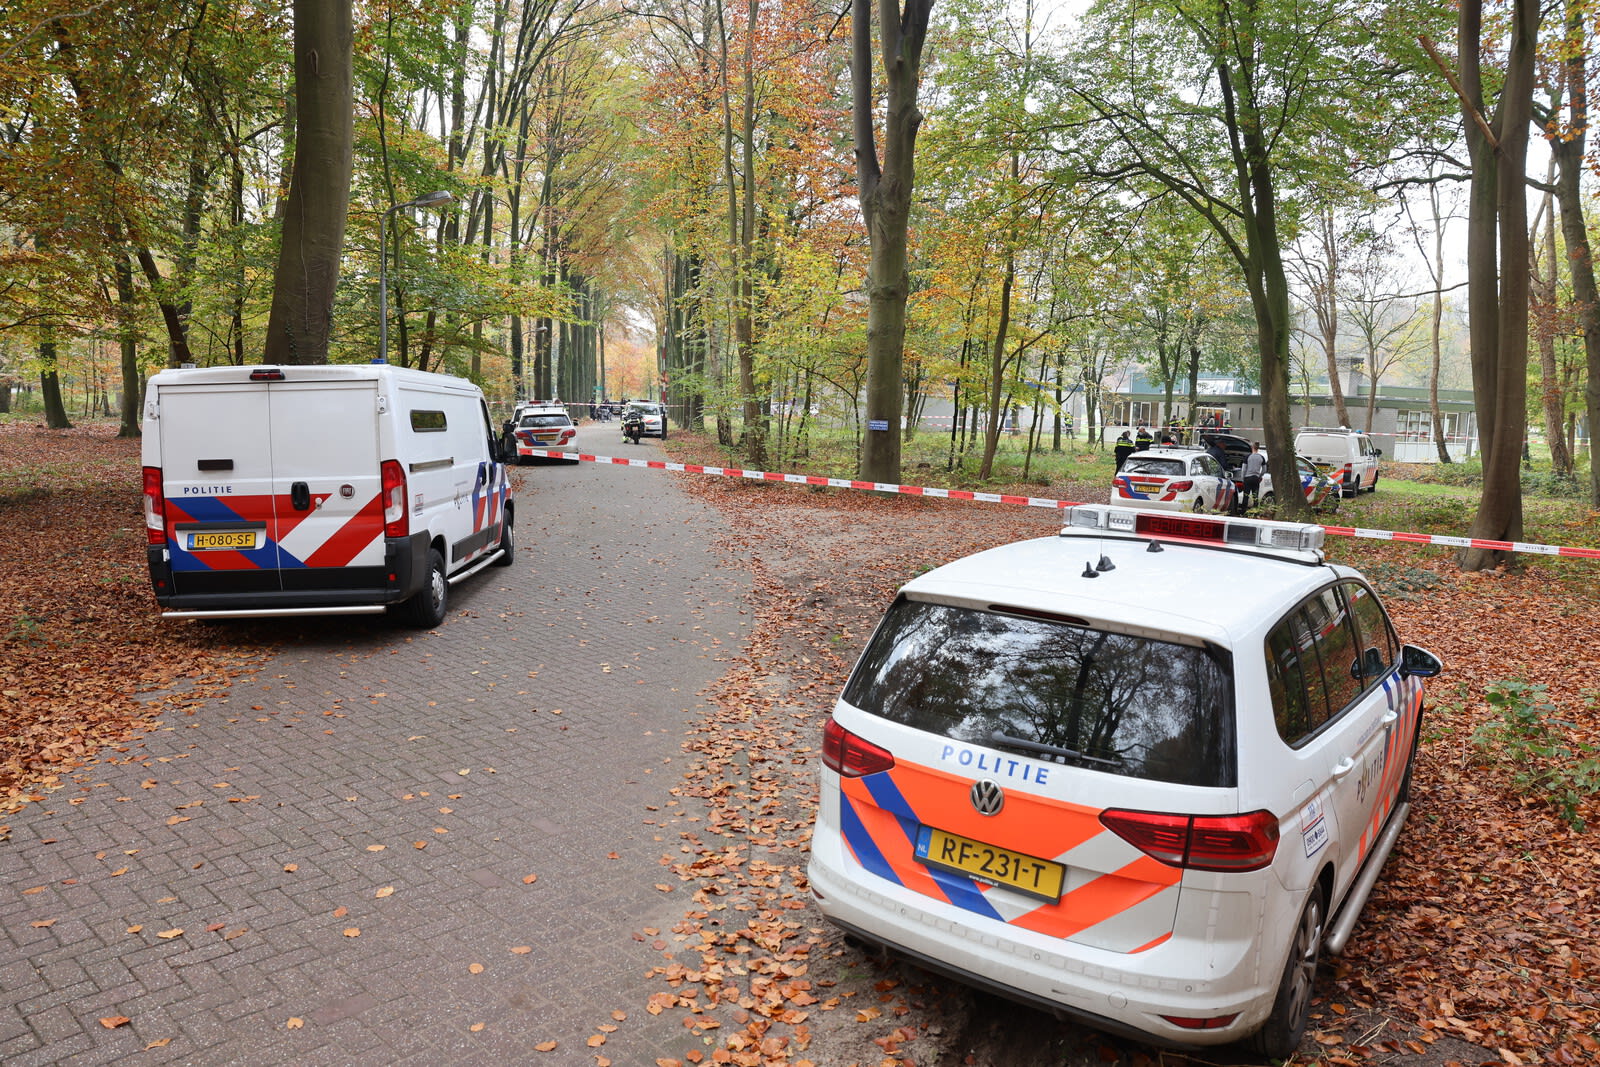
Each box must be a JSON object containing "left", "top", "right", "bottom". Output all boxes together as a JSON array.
[{"left": 403, "top": 190, "right": 453, "bottom": 210}]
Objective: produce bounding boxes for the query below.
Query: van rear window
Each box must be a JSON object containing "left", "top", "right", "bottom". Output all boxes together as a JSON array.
[
  {"left": 842, "top": 598, "right": 1236, "bottom": 787},
  {"left": 411, "top": 410, "right": 448, "bottom": 432}
]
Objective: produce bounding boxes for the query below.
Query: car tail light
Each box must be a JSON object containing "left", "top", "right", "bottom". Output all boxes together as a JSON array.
[
  {"left": 822, "top": 718, "right": 895, "bottom": 777},
  {"left": 142, "top": 466, "right": 166, "bottom": 546},
  {"left": 381, "top": 460, "right": 408, "bottom": 537},
  {"left": 249, "top": 367, "right": 286, "bottom": 381},
  {"left": 1099, "top": 809, "right": 1279, "bottom": 872},
  {"left": 1169, "top": 480, "right": 1193, "bottom": 492}
]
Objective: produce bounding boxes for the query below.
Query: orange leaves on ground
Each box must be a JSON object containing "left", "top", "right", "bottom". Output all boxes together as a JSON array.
[
  {"left": 522, "top": 873, "right": 538, "bottom": 884},
  {"left": 99, "top": 1016, "right": 131, "bottom": 1029},
  {"left": 534, "top": 1040, "right": 558, "bottom": 1052}
]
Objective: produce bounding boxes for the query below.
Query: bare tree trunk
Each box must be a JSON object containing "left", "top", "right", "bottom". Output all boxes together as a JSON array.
[
  {"left": 853, "top": 0, "right": 934, "bottom": 484},
  {"left": 116, "top": 254, "right": 140, "bottom": 438},
  {"left": 264, "top": 0, "right": 353, "bottom": 365},
  {"left": 978, "top": 252, "right": 1015, "bottom": 479},
  {"left": 1546, "top": 0, "right": 1600, "bottom": 504},
  {"left": 40, "top": 333, "right": 71, "bottom": 430},
  {"left": 1457, "top": 0, "right": 1534, "bottom": 570},
  {"left": 1532, "top": 186, "right": 1574, "bottom": 474}
]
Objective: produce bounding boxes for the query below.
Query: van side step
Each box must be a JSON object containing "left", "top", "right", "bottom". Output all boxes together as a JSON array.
[
  {"left": 160, "top": 606, "right": 389, "bottom": 620},
  {"left": 446, "top": 548, "right": 506, "bottom": 586}
]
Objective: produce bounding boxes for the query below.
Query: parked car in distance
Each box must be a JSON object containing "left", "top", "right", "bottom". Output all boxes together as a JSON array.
[
  {"left": 1110, "top": 447, "right": 1235, "bottom": 513},
  {"left": 808, "top": 504, "right": 1442, "bottom": 1057},
  {"left": 509, "top": 404, "right": 577, "bottom": 463},
  {"left": 624, "top": 401, "right": 668, "bottom": 439},
  {"left": 1294, "top": 427, "right": 1381, "bottom": 496},
  {"left": 1260, "top": 453, "right": 1341, "bottom": 513}
]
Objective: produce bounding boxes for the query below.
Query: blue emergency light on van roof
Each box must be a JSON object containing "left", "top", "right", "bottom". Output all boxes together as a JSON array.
[{"left": 248, "top": 367, "right": 286, "bottom": 381}]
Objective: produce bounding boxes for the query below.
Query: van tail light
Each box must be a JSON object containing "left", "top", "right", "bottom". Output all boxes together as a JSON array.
[
  {"left": 142, "top": 466, "right": 167, "bottom": 545},
  {"left": 822, "top": 718, "right": 895, "bottom": 778},
  {"left": 1098, "top": 809, "right": 1279, "bottom": 872},
  {"left": 381, "top": 460, "right": 409, "bottom": 537}
]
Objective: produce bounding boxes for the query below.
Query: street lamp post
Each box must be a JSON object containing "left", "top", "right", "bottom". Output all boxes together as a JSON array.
[{"left": 378, "top": 190, "right": 453, "bottom": 363}]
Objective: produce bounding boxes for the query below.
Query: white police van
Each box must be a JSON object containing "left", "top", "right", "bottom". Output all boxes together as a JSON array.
[
  {"left": 141, "top": 363, "right": 514, "bottom": 627},
  {"left": 809, "top": 505, "right": 1441, "bottom": 1056}
]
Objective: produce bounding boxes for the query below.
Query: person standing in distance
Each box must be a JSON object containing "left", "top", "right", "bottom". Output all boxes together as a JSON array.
[{"left": 1242, "top": 441, "right": 1268, "bottom": 510}]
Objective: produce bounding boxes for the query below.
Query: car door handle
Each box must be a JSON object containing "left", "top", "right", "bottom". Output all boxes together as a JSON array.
[
  {"left": 290, "top": 481, "right": 311, "bottom": 511},
  {"left": 1330, "top": 757, "right": 1357, "bottom": 779},
  {"left": 1381, "top": 710, "right": 1399, "bottom": 728}
]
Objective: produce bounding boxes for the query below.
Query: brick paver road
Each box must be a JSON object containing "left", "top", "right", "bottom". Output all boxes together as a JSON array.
[{"left": 1, "top": 422, "right": 751, "bottom": 1065}]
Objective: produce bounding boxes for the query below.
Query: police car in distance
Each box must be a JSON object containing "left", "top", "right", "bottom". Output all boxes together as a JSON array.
[
  {"left": 624, "top": 400, "right": 668, "bottom": 439},
  {"left": 808, "top": 504, "right": 1441, "bottom": 1056},
  {"left": 1111, "top": 446, "right": 1235, "bottom": 513},
  {"left": 509, "top": 402, "right": 578, "bottom": 462}
]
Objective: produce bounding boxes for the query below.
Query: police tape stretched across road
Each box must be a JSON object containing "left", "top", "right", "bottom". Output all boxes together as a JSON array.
[{"left": 520, "top": 448, "right": 1600, "bottom": 561}]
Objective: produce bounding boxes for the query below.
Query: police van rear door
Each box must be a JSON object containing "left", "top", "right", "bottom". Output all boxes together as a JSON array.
[{"left": 157, "top": 379, "right": 284, "bottom": 598}]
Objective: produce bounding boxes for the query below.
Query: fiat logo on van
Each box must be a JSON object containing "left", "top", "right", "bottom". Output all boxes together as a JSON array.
[{"left": 970, "top": 780, "right": 1005, "bottom": 816}]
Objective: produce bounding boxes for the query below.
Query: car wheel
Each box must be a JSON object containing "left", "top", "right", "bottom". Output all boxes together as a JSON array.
[
  {"left": 1250, "top": 886, "right": 1325, "bottom": 1059},
  {"left": 1261, "top": 491, "right": 1275, "bottom": 508},
  {"left": 491, "top": 518, "right": 514, "bottom": 567},
  {"left": 401, "top": 548, "right": 449, "bottom": 628},
  {"left": 1191, "top": 495, "right": 1206, "bottom": 513}
]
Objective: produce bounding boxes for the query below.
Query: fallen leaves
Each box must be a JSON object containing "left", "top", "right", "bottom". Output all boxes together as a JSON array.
[
  {"left": 1, "top": 425, "right": 267, "bottom": 810},
  {"left": 99, "top": 1016, "right": 131, "bottom": 1029}
]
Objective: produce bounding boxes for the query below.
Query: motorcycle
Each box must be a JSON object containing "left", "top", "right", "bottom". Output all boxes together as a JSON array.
[{"left": 622, "top": 412, "right": 645, "bottom": 445}]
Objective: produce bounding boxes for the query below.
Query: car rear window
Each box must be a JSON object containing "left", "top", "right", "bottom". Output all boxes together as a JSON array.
[
  {"left": 842, "top": 598, "right": 1236, "bottom": 787},
  {"left": 520, "top": 414, "right": 570, "bottom": 428},
  {"left": 1122, "top": 458, "right": 1182, "bottom": 476}
]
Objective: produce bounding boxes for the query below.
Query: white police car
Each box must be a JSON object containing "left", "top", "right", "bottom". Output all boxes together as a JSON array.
[
  {"left": 509, "top": 403, "right": 577, "bottom": 462},
  {"left": 808, "top": 505, "right": 1441, "bottom": 1056},
  {"left": 1111, "top": 447, "right": 1234, "bottom": 513}
]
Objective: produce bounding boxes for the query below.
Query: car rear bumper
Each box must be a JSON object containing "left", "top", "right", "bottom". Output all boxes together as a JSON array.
[{"left": 807, "top": 828, "right": 1280, "bottom": 1048}]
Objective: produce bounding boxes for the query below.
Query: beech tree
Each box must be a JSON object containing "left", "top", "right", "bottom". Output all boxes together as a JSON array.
[
  {"left": 263, "top": 0, "right": 353, "bottom": 364},
  {"left": 1440, "top": 0, "right": 1537, "bottom": 569},
  {"left": 1059, "top": 0, "right": 1443, "bottom": 518},
  {"left": 853, "top": 0, "right": 934, "bottom": 483}
]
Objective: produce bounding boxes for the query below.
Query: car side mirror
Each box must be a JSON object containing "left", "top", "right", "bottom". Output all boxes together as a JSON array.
[
  {"left": 1399, "top": 643, "right": 1442, "bottom": 678},
  {"left": 1351, "top": 646, "right": 1386, "bottom": 681}
]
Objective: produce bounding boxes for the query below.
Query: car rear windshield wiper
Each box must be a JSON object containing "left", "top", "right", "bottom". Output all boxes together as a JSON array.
[{"left": 988, "top": 730, "right": 1122, "bottom": 768}]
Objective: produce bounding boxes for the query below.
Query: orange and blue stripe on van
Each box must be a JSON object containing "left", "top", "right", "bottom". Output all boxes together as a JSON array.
[
  {"left": 163, "top": 492, "right": 384, "bottom": 572},
  {"left": 838, "top": 760, "right": 1182, "bottom": 951}
]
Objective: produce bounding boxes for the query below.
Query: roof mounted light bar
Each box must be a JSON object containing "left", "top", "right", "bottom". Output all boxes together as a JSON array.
[{"left": 1060, "top": 504, "right": 1325, "bottom": 563}]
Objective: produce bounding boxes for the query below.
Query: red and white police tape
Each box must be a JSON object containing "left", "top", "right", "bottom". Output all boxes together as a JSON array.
[{"left": 523, "top": 449, "right": 1600, "bottom": 561}]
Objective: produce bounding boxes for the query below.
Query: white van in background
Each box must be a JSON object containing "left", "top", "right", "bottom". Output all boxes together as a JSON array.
[
  {"left": 141, "top": 363, "right": 514, "bottom": 627},
  {"left": 1294, "top": 427, "right": 1382, "bottom": 496}
]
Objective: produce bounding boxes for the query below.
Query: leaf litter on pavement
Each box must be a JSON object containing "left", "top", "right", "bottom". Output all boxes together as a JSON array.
[{"left": 3, "top": 422, "right": 1596, "bottom": 1064}]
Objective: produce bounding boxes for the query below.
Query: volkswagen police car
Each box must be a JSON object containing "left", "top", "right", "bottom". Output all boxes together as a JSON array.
[{"left": 808, "top": 505, "right": 1441, "bottom": 1056}]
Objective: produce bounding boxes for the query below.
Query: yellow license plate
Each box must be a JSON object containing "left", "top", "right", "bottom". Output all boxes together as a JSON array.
[
  {"left": 188, "top": 530, "right": 259, "bottom": 551},
  {"left": 916, "top": 827, "right": 1066, "bottom": 901}
]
